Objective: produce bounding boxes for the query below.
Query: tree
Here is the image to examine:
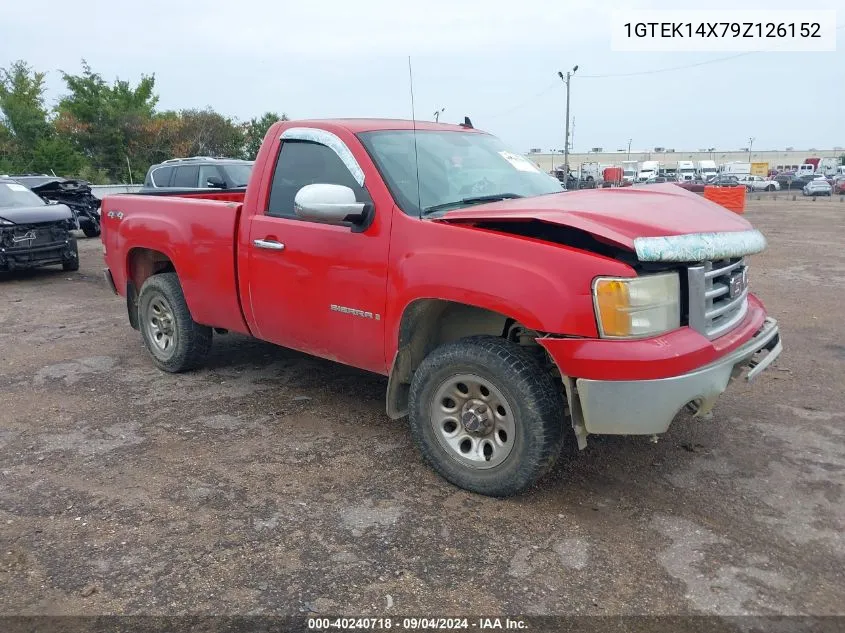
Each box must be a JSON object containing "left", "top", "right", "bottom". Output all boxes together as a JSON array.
[
  {"left": 174, "top": 108, "right": 245, "bottom": 158},
  {"left": 244, "top": 111, "right": 287, "bottom": 160},
  {"left": 56, "top": 60, "right": 158, "bottom": 181},
  {"left": 0, "top": 60, "right": 52, "bottom": 171}
]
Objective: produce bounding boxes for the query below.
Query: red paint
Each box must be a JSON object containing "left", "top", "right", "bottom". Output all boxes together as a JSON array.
[{"left": 101, "top": 118, "right": 773, "bottom": 381}]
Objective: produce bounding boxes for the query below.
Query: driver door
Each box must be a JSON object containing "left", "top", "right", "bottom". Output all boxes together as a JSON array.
[{"left": 245, "top": 138, "right": 391, "bottom": 374}]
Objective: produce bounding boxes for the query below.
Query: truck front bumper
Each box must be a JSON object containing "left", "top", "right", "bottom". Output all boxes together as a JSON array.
[{"left": 567, "top": 317, "right": 782, "bottom": 436}]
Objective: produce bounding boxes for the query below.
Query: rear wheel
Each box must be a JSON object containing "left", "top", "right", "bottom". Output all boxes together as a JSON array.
[
  {"left": 408, "top": 335, "right": 565, "bottom": 497},
  {"left": 137, "top": 272, "right": 212, "bottom": 372},
  {"left": 82, "top": 222, "right": 101, "bottom": 238},
  {"left": 766, "top": 184, "right": 775, "bottom": 192}
]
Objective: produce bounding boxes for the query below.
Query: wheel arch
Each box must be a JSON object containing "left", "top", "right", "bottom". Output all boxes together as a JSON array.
[
  {"left": 386, "top": 298, "right": 541, "bottom": 419},
  {"left": 125, "top": 247, "right": 178, "bottom": 330}
]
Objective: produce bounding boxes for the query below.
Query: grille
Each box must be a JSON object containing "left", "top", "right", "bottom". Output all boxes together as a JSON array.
[{"left": 687, "top": 257, "right": 749, "bottom": 339}]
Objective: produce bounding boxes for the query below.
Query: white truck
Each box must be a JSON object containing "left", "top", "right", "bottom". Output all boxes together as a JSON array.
[
  {"left": 637, "top": 160, "right": 660, "bottom": 182},
  {"left": 622, "top": 160, "right": 638, "bottom": 183},
  {"left": 719, "top": 162, "right": 752, "bottom": 176},
  {"left": 818, "top": 158, "right": 839, "bottom": 177},
  {"left": 696, "top": 160, "right": 718, "bottom": 181},
  {"left": 579, "top": 161, "right": 601, "bottom": 182},
  {"left": 677, "top": 161, "right": 696, "bottom": 181}
]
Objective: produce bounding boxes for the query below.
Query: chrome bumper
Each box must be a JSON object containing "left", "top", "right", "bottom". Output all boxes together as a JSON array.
[{"left": 575, "top": 318, "right": 782, "bottom": 435}]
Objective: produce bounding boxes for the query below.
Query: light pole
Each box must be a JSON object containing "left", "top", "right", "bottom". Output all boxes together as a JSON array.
[
  {"left": 433, "top": 107, "right": 445, "bottom": 122},
  {"left": 557, "top": 65, "right": 578, "bottom": 176},
  {"left": 627, "top": 138, "right": 632, "bottom": 161},
  {"left": 748, "top": 137, "right": 755, "bottom": 160}
]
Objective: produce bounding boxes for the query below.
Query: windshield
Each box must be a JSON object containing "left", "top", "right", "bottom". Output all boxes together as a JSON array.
[
  {"left": 0, "top": 182, "right": 46, "bottom": 208},
  {"left": 357, "top": 130, "right": 564, "bottom": 215},
  {"left": 222, "top": 163, "right": 254, "bottom": 187}
]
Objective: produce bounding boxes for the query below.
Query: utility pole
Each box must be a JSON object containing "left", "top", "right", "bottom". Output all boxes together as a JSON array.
[{"left": 558, "top": 65, "right": 578, "bottom": 176}]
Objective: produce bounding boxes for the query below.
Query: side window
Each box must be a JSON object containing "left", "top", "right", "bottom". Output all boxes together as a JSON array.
[
  {"left": 198, "top": 165, "right": 222, "bottom": 188},
  {"left": 151, "top": 166, "right": 174, "bottom": 187},
  {"left": 267, "top": 140, "right": 369, "bottom": 218},
  {"left": 173, "top": 165, "right": 200, "bottom": 188}
]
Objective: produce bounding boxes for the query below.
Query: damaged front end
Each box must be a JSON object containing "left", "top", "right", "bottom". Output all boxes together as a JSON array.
[
  {"left": 0, "top": 205, "right": 78, "bottom": 272},
  {"left": 31, "top": 179, "right": 102, "bottom": 238}
]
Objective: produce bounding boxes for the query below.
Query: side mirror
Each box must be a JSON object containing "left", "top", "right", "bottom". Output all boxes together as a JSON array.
[
  {"left": 206, "top": 176, "right": 226, "bottom": 189},
  {"left": 294, "top": 183, "right": 370, "bottom": 227}
]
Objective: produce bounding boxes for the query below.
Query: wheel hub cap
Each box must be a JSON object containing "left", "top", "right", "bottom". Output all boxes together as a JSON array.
[
  {"left": 461, "top": 401, "right": 492, "bottom": 434},
  {"left": 429, "top": 374, "right": 516, "bottom": 470}
]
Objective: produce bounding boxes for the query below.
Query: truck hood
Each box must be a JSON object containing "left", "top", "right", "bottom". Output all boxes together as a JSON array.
[
  {"left": 436, "top": 183, "right": 753, "bottom": 250},
  {"left": 0, "top": 204, "right": 73, "bottom": 225}
]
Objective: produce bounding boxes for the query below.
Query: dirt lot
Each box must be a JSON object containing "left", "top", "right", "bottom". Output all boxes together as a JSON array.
[{"left": 1, "top": 197, "right": 844, "bottom": 620}]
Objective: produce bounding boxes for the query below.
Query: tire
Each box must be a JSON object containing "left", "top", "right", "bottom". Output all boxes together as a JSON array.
[
  {"left": 408, "top": 335, "right": 565, "bottom": 497},
  {"left": 62, "top": 237, "right": 79, "bottom": 271},
  {"left": 82, "top": 224, "right": 101, "bottom": 238},
  {"left": 137, "top": 272, "right": 212, "bottom": 372},
  {"left": 766, "top": 184, "right": 775, "bottom": 192}
]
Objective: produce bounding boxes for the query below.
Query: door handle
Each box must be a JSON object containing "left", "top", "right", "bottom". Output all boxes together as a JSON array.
[{"left": 253, "top": 239, "right": 285, "bottom": 251}]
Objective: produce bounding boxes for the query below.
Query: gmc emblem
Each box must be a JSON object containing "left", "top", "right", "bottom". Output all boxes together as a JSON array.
[{"left": 729, "top": 268, "right": 748, "bottom": 299}]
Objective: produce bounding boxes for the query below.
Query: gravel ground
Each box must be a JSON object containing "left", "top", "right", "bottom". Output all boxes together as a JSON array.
[{"left": 1, "top": 196, "right": 843, "bottom": 620}]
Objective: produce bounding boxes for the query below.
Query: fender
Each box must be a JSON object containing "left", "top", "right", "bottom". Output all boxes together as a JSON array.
[{"left": 384, "top": 216, "right": 638, "bottom": 363}]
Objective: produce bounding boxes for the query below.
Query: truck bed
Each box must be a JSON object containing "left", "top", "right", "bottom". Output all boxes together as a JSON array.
[{"left": 101, "top": 192, "right": 250, "bottom": 335}]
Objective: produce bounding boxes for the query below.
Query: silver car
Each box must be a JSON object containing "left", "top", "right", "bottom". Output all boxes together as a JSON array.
[{"left": 803, "top": 178, "right": 832, "bottom": 197}]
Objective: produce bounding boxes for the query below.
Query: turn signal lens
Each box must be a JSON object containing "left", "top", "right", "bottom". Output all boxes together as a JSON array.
[{"left": 593, "top": 273, "right": 681, "bottom": 338}]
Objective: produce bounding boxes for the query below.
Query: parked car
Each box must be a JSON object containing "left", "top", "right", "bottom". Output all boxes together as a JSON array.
[
  {"left": 674, "top": 179, "right": 707, "bottom": 192},
  {"left": 142, "top": 157, "right": 254, "bottom": 191},
  {"left": 11, "top": 175, "right": 102, "bottom": 237},
  {"left": 738, "top": 175, "right": 780, "bottom": 192},
  {"left": 706, "top": 175, "right": 744, "bottom": 187},
  {"left": 834, "top": 176, "right": 845, "bottom": 194},
  {"left": 774, "top": 173, "right": 816, "bottom": 190},
  {"left": 0, "top": 177, "right": 79, "bottom": 272},
  {"left": 803, "top": 178, "right": 832, "bottom": 197},
  {"left": 100, "top": 117, "right": 782, "bottom": 497}
]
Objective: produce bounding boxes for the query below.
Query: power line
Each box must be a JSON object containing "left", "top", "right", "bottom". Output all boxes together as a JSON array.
[
  {"left": 484, "top": 80, "right": 560, "bottom": 119},
  {"left": 577, "top": 52, "right": 755, "bottom": 78},
  {"left": 483, "top": 24, "right": 845, "bottom": 119}
]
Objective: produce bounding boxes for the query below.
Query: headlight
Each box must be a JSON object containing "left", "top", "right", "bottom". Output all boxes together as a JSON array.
[{"left": 592, "top": 272, "right": 680, "bottom": 338}]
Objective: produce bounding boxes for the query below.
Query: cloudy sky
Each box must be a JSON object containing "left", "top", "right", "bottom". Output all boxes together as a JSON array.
[{"left": 1, "top": 0, "right": 842, "bottom": 153}]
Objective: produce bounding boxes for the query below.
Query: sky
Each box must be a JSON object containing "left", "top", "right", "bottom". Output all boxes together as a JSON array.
[{"left": 1, "top": 0, "right": 843, "bottom": 153}]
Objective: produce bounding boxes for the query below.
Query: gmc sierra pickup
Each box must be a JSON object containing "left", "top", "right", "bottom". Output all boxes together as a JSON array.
[{"left": 100, "top": 118, "right": 782, "bottom": 497}]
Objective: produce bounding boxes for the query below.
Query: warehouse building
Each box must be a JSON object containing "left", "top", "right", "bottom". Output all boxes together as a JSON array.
[{"left": 527, "top": 148, "right": 844, "bottom": 172}]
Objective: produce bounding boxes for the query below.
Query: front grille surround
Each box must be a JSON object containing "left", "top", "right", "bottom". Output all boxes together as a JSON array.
[{"left": 687, "top": 257, "right": 749, "bottom": 340}]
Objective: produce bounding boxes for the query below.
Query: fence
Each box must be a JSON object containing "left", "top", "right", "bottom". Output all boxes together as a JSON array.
[{"left": 90, "top": 184, "right": 143, "bottom": 199}]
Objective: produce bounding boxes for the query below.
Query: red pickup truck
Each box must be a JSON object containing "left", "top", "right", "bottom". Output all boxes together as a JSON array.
[{"left": 100, "top": 118, "right": 782, "bottom": 497}]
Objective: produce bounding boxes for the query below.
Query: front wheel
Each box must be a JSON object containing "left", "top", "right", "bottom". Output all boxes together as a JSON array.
[
  {"left": 408, "top": 335, "right": 565, "bottom": 497},
  {"left": 766, "top": 184, "right": 775, "bottom": 192},
  {"left": 137, "top": 272, "right": 212, "bottom": 372}
]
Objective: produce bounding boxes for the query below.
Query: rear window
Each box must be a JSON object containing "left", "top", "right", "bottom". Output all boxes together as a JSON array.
[
  {"left": 173, "top": 166, "right": 199, "bottom": 188},
  {"left": 150, "top": 166, "right": 174, "bottom": 187}
]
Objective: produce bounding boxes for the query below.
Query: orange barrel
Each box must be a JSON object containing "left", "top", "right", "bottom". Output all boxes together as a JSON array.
[{"left": 703, "top": 185, "right": 746, "bottom": 214}]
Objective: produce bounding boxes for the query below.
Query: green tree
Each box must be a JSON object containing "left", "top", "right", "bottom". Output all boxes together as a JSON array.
[
  {"left": 243, "top": 111, "right": 287, "bottom": 160},
  {"left": 0, "top": 60, "right": 52, "bottom": 171},
  {"left": 56, "top": 60, "right": 158, "bottom": 181},
  {"left": 175, "top": 108, "right": 245, "bottom": 158}
]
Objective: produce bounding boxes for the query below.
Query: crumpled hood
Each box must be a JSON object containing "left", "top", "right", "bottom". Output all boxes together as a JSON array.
[
  {"left": 0, "top": 204, "right": 73, "bottom": 225},
  {"left": 436, "top": 183, "right": 754, "bottom": 250}
]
